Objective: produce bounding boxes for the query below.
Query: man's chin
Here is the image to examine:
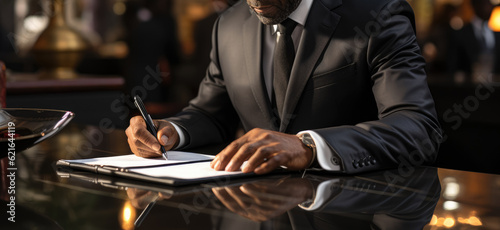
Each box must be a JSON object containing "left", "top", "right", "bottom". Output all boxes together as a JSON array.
[{"left": 250, "top": 8, "right": 288, "bottom": 25}]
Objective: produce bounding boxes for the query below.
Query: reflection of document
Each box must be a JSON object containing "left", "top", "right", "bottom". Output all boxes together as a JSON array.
[
  {"left": 57, "top": 151, "right": 252, "bottom": 186},
  {"left": 63, "top": 151, "right": 214, "bottom": 168}
]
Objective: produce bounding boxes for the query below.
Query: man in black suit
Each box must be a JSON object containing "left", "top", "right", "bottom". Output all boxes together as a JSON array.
[{"left": 126, "top": 0, "right": 441, "bottom": 174}]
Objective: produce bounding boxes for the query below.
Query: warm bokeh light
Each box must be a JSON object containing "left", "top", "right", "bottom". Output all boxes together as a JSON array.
[
  {"left": 120, "top": 201, "right": 137, "bottom": 230},
  {"left": 432, "top": 214, "right": 483, "bottom": 228},
  {"left": 450, "top": 16, "right": 464, "bottom": 31},
  {"left": 489, "top": 6, "right": 500, "bottom": 32},
  {"left": 437, "top": 217, "right": 445, "bottom": 226},
  {"left": 124, "top": 207, "right": 132, "bottom": 222},
  {"left": 430, "top": 215, "right": 438, "bottom": 225},
  {"left": 443, "top": 217, "right": 455, "bottom": 228},
  {"left": 113, "top": 2, "right": 126, "bottom": 16},
  {"left": 469, "top": 216, "right": 483, "bottom": 226}
]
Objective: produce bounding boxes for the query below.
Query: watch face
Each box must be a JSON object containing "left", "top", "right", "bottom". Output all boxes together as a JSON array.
[{"left": 301, "top": 134, "right": 315, "bottom": 147}]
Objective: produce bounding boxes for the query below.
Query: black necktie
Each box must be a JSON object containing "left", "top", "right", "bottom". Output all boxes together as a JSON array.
[{"left": 273, "top": 18, "right": 298, "bottom": 122}]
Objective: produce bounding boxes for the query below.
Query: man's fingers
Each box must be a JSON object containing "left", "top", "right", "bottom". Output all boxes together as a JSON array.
[
  {"left": 213, "top": 141, "right": 241, "bottom": 171},
  {"left": 135, "top": 126, "right": 161, "bottom": 150},
  {"left": 225, "top": 142, "right": 261, "bottom": 172},
  {"left": 128, "top": 116, "right": 161, "bottom": 151},
  {"left": 211, "top": 128, "right": 310, "bottom": 174},
  {"left": 126, "top": 117, "right": 183, "bottom": 158},
  {"left": 127, "top": 138, "right": 160, "bottom": 158},
  {"left": 241, "top": 145, "right": 276, "bottom": 173},
  {"left": 210, "top": 155, "right": 220, "bottom": 169},
  {"left": 127, "top": 139, "right": 159, "bottom": 158},
  {"left": 135, "top": 145, "right": 162, "bottom": 158}
]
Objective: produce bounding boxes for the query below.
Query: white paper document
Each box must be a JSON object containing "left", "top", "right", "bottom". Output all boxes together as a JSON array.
[
  {"left": 65, "top": 151, "right": 214, "bottom": 168},
  {"left": 129, "top": 161, "right": 245, "bottom": 179}
]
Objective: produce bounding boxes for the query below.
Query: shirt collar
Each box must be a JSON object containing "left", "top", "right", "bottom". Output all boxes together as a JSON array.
[{"left": 272, "top": 0, "right": 313, "bottom": 33}]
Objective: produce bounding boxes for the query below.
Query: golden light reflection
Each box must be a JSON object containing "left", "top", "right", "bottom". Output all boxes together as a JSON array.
[
  {"left": 430, "top": 215, "right": 438, "bottom": 225},
  {"left": 489, "top": 6, "right": 500, "bottom": 32},
  {"left": 120, "top": 201, "right": 137, "bottom": 230},
  {"left": 124, "top": 207, "right": 132, "bottom": 222},
  {"left": 429, "top": 215, "right": 483, "bottom": 228},
  {"left": 469, "top": 216, "right": 483, "bottom": 226},
  {"left": 437, "top": 217, "right": 445, "bottom": 226},
  {"left": 443, "top": 217, "right": 455, "bottom": 228},
  {"left": 457, "top": 216, "right": 484, "bottom": 226}
]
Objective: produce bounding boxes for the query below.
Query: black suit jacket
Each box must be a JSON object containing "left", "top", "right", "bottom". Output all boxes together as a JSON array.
[{"left": 169, "top": 0, "right": 441, "bottom": 173}]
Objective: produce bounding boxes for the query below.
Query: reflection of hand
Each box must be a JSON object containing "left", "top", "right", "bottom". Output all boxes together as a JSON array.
[
  {"left": 125, "top": 116, "right": 179, "bottom": 158},
  {"left": 126, "top": 188, "right": 172, "bottom": 209},
  {"left": 210, "top": 128, "right": 313, "bottom": 174},
  {"left": 212, "top": 178, "right": 313, "bottom": 222}
]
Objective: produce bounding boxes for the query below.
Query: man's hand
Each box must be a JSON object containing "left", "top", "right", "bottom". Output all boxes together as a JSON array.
[
  {"left": 125, "top": 116, "right": 179, "bottom": 158},
  {"left": 210, "top": 128, "right": 312, "bottom": 174}
]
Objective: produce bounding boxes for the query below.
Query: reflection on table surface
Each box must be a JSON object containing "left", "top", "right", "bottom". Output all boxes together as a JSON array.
[{"left": 1, "top": 123, "right": 500, "bottom": 229}]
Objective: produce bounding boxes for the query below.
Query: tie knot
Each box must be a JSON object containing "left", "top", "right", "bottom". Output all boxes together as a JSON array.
[{"left": 277, "top": 18, "right": 297, "bottom": 35}]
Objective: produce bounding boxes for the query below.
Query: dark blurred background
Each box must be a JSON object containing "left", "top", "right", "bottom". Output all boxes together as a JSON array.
[{"left": 0, "top": 0, "right": 499, "bottom": 174}]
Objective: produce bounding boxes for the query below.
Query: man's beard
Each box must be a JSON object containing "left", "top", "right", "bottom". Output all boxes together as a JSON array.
[{"left": 247, "top": 0, "right": 302, "bottom": 25}]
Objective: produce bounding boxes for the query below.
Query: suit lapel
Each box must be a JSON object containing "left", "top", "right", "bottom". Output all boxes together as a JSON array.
[
  {"left": 243, "top": 15, "right": 277, "bottom": 130},
  {"left": 280, "top": 0, "right": 342, "bottom": 132}
]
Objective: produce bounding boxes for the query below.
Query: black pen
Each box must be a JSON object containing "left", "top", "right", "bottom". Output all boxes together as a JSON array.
[{"left": 134, "top": 96, "right": 168, "bottom": 160}]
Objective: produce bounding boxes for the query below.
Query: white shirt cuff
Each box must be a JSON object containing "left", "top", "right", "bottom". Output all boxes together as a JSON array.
[
  {"left": 298, "top": 130, "right": 341, "bottom": 171},
  {"left": 170, "top": 122, "right": 187, "bottom": 149}
]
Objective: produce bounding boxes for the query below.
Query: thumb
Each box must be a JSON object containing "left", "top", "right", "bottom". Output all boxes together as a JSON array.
[
  {"left": 158, "top": 134, "right": 175, "bottom": 146},
  {"left": 155, "top": 121, "right": 178, "bottom": 148}
]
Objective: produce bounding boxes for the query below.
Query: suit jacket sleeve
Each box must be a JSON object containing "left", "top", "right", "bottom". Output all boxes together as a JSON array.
[{"left": 314, "top": 1, "right": 442, "bottom": 173}]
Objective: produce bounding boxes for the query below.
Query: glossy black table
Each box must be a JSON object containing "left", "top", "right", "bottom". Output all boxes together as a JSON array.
[{"left": 1, "top": 124, "right": 499, "bottom": 229}]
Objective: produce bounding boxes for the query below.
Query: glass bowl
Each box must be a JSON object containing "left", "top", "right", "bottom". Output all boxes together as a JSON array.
[{"left": 0, "top": 108, "right": 75, "bottom": 157}]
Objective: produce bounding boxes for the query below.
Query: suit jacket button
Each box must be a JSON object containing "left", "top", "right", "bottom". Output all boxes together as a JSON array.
[
  {"left": 352, "top": 160, "right": 359, "bottom": 169},
  {"left": 331, "top": 157, "right": 339, "bottom": 165},
  {"left": 371, "top": 158, "right": 377, "bottom": 164}
]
